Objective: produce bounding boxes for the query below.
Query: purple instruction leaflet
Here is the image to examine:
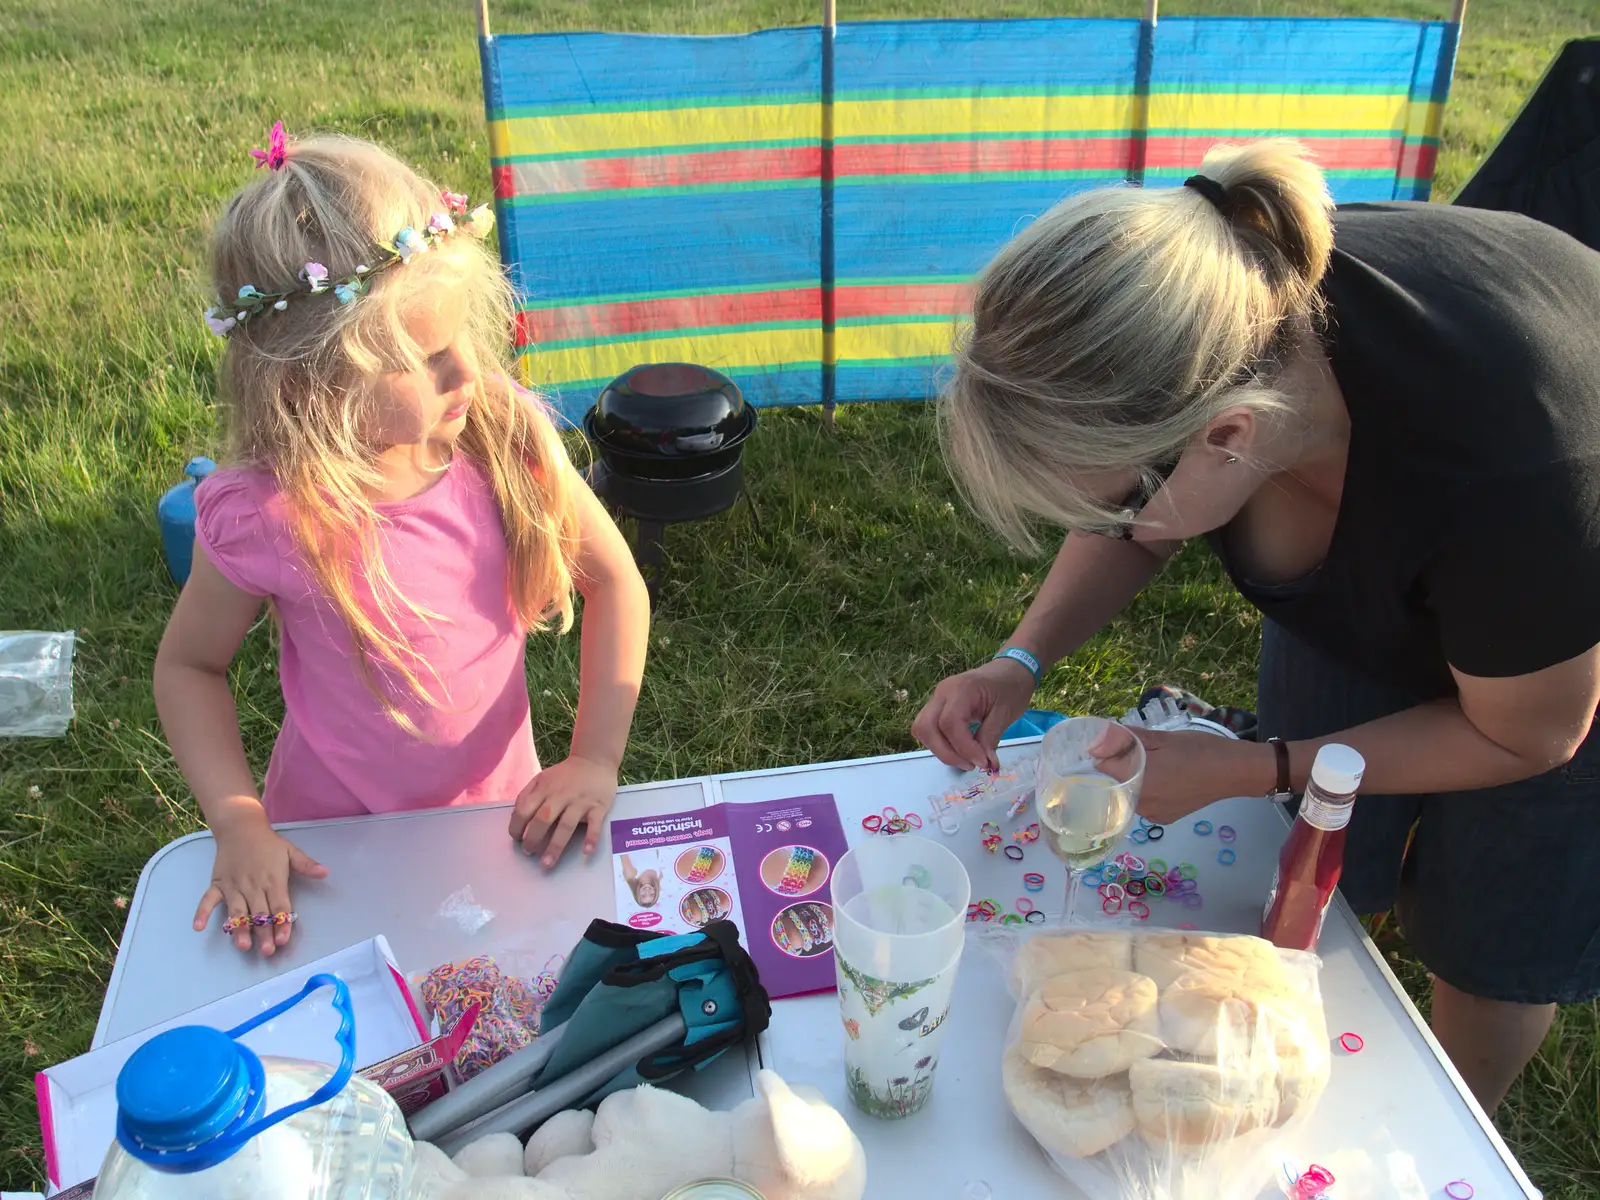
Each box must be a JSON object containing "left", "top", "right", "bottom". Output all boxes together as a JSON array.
[{"left": 610, "top": 794, "right": 847, "bottom": 999}]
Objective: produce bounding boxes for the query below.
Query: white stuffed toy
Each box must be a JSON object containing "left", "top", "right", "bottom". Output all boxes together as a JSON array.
[{"left": 411, "top": 1069, "right": 867, "bottom": 1200}]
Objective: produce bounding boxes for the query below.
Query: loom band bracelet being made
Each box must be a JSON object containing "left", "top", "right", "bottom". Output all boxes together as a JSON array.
[
  {"left": 1217, "top": 848, "right": 1236, "bottom": 865},
  {"left": 1004, "top": 844, "right": 1025, "bottom": 861},
  {"left": 1014, "top": 823, "right": 1039, "bottom": 843},
  {"left": 1022, "top": 872, "right": 1046, "bottom": 892},
  {"left": 1217, "top": 825, "right": 1236, "bottom": 842},
  {"left": 1193, "top": 820, "right": 1213, "bottom": 835}
]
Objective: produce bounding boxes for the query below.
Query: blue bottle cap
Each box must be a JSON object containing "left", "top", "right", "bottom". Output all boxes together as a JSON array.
[{"left": 116, "top": 1026, "right": 261, "bottom": 1156}]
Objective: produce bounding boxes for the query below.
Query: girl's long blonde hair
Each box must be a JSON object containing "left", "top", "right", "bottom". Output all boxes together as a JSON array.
[
  {"left": 940, "top": 139, "right": 1335, "bottom": 552},
  {"left": 208, "top": 135, "right": 580, "bottom": 725}
]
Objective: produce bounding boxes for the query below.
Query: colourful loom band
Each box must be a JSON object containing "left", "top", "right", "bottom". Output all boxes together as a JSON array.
[
  {"left": 1102, "top": 895, "right": 1123, "bottom": 916},
  {"left": 777, "top": 846, "right": 816, "bottom": 894},
  {"left": 1015, "top": 898, "right": 1036, "bottom": 914},
  {"left": 1217, "top": 825, "right": 1236, "bottom": 842},
  {"left": 978, "top": 899, "right": 1000, "bottom": 916},
  {"left": 1143, "top": 875, "right": 1167, "bottom": 895},
  {"left": 1123, "top": 855, "right": 1146, "bottom": 872},
  {"left": 1130, "top": 827, "right": 1149, "bottom": 844},
  {"left": 1080, "top": 868, "right": 1103, "bottom": 888},
  {"left": 1445, "top": 1182, "right": 1474, "bottom": 1199},
  {"left": 1339, "top": 1032, "right": 1365, "bottom": 1053},
  {"left": 1125, "top": 879, "right": 1146, "bottom": 897},
  {"left": 1004, "top": 844, "right": 1025, "bottom": 861},
  {"left": 887, "top": 817, "right": 911, "bottom": 834},
  {"left": 1025, "top": 909, "right": 1046, "bottom": 924},
  {"left": 906, "top": 812, "right": 923, "bottom": 829},
  {"left": 1022, "top": 872, "right": 1046, "bottom": 891},
  {"left": 862, "top": 815, "right": 883, "bottom": 833},
  {"left": 882, "top": 807, "right": 899, "bottom": 821},
  {"left": 1193, "top": 820, "right": 1214, "bottom": 835},
  {"left": 1177, "top": 862, "right": 1197, "bottom": 879},
  {"left": 1217, "top": 848, "right": 1236, "bottom": 865},
  {"left": 1127, "top": 900, "right": 1150, "bottom": 920},
  {"left": 1147, "top": 858, "right": 1167, "bottom": 874},
  {"left": 1098, "top": 883, "right": 1125, "bottom": 902},
  {"left": 1146, "top": 824, "right": 1164, "bottom": 840},
  {"left": 1001, "top": 913, "right": 1024, "bottom": 926}
]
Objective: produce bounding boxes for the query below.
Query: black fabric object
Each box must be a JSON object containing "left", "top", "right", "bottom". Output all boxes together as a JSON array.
[
  {"left": 1453, "top": 38, "right": 1600, "bottom": 252},
  {"left": 1183, "top": 173, "right": 1228, "bottom": 210},
  {"left": 1207, "top": 202, "right": 1600, "bottom": 698}
]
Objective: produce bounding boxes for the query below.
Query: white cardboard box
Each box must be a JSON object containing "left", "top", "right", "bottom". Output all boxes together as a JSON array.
[{"left": 36, "top": 936, "right": 425, "bottom": 1195}]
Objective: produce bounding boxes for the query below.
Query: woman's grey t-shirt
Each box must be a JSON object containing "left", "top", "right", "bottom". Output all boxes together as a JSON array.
[{"left": 1209, "top": 202, "right": 1600, "bottom": 700}]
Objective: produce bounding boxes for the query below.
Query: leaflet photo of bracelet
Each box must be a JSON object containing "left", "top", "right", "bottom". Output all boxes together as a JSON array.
[{"left": 760, "top": 844, "right": 831, "bottom": 898}]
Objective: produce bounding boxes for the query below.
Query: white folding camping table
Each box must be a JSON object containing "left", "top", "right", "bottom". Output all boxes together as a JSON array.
[{"left": 98, "top": 741, "right": 1541, "bottom": 1198}]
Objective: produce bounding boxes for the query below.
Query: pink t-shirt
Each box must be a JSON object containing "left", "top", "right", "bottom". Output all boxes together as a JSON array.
[{"left": 194, "top": 457, "right": 540, "bottom": 823}]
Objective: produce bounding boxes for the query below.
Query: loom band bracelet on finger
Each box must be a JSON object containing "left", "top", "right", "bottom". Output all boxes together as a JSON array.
[
  {"left": 1217, "top": 825, "right": 1236, "bottom": 842},
  {"left": 1022, "top": 873, "right": 1046, "bottom": 892},
  {"left": 1193, "top": 820, "right": 1214, "bottom": 836},
  {"left": 1004, "top": 844, "right": 1025, "bottom": 861},
  {"left": 250, "top": 912, "right": 273, "bottom": 928},
  {"left": 1025, "top": 909, "right": 1046, "bottom": 924},
  {"left": 1217, "top": 848, "right": 1236, "bottom": 865},
  {"left": 1127, "top": 900, "right": 1151, "bottom": 920},
  {"left": 271, "top": 911, "right": 298, "bottom": 927},
  {"left": 222, "top": 915, "right": 251, "bottom": 934}
]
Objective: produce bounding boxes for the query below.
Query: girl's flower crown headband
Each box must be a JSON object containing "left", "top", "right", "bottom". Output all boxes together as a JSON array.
[{"left": 204, "top": 122, "right": 497, "bottom": 338}]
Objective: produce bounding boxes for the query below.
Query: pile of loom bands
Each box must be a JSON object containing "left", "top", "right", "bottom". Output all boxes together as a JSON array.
[
  {"left": 421, "top": 954, "right": 558, "bottom": 1080},
  {"left": 1129, "top": 815, "right": 1165, "bottom": 844},
  {"left": 980, "top": 821, "right": 1003, "bottom": 853},
  {"left": 1082, "top": 852, "right": 1206, "bottom": 919},
  {"left": 776, "top": 846, "right": 817, "bottom": 895},
  {"left": 685, "top": 845, "right": 718, "bottom": 883},
  {"left": 861, "top": 806, "right": 922, "bottom": 835}
]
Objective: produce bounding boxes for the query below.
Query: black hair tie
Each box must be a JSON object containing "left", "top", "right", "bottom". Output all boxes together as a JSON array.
[{"left": 1183, "top": 174, "right": 1228, "bottom": 211}]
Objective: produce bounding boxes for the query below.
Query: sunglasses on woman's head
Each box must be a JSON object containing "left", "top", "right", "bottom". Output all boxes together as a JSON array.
[{"left": 1094, "top": 452, "right": 1183, "bottom": 540}]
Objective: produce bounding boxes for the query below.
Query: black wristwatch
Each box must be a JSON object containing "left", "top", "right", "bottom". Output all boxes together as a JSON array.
[{"left": 1266, "top": 737, "right": 1295, "bottom": 802}]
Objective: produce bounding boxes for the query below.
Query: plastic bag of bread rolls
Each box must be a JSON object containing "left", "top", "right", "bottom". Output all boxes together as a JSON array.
[{"left": 991, "top": 927, "right": 1329, "bottom": 1199}]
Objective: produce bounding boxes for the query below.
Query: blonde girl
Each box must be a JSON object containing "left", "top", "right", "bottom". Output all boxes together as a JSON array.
[
  {"left": 154, "top": 129, "right": 649, "bottom": 957},
  {"left": 915, "top": 140, "right": 1600, "bottom": 1114}
]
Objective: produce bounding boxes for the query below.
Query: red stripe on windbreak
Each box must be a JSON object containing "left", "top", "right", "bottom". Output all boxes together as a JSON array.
[
  {"left": 578, "top": 144, "right": 822, "bottom": 191},
  {"left": 1397, "top": 140, "right": 1438, "bottom": 180},
  {"left": 834, "top": 282, "right": 971, "bottom": 320},
  {"left": 835, "top": 136, "right": 1133, "bottom": 177},
  {"left": 517, "top": 287, "right": 824, "bottom": 346},
  {"left": 1143, "top": 134, "right": 1404, "bottom": 172},
  {"left": 493, "top": 165, "right": 515, "bottom": 199}
]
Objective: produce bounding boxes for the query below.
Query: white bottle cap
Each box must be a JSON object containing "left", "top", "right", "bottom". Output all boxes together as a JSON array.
[{"left": 1310, "top": 743, "right": 1365, "bottom": 795}]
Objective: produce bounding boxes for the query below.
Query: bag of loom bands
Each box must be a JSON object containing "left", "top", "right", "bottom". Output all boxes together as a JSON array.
[{"left": 417, "top": 952, "right": 564, "bottom": 1080}]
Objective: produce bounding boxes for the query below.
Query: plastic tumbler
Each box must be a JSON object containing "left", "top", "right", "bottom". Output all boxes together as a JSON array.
[{"left": 832, "top": 836, "right": 971, "bottom": 1119}]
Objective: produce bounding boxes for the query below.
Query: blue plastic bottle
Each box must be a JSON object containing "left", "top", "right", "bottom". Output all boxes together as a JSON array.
[
  {"left": 156, "top": 456, "right": 217, "bottom": 585},
  {"left": 94, "top": 975, "right": 415, "bottom": 1199}
]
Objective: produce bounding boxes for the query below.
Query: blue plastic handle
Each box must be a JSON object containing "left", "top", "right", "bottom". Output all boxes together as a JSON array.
[{"left": 214, "top": 973, "right": 357, "bottom": 1153}]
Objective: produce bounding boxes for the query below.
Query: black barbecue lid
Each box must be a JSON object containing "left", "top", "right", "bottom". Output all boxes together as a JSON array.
[{"left": 589, "top": 363, "right": 751, "bottom": 458}]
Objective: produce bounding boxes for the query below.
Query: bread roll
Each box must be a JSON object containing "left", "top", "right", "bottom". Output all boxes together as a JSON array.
[
  {"left": 1003, "top": 1043, "right": 1135, "bottom": 1158},
  {"left": 1128, "top": 1057, "right": 1276, "bottom": 1146},
  {"left": 1019, "top": 969, "right": 1163, "bottom": 1078},
  {"left": 1011, "top": 932, "right": 1134, "bottom": 998},
  {"left": 1135, "top": 933, "right": 1288, "bottom": 992},
  {"left": 1269, "top": 1042, "right": 1330, "bottom": 1125},
  {"left": 1158, "top": 969, "right": 1307, "bottom": 1058}
]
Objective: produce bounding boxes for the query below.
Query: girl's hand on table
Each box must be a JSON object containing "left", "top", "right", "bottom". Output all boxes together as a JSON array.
[
  {"left": 1102, "top": 726, "right": 1275, "bottom": 825},
  {"left": 194, "top": 805, "right": 328, "bottom": 955},
  {"left": 510, "top": 754, "right": 619, "bottom": 867}
]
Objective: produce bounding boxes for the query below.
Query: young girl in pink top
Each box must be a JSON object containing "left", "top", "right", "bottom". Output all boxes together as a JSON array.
[{"left": 153, "top": 128, "right": 650, "bottom": 956}]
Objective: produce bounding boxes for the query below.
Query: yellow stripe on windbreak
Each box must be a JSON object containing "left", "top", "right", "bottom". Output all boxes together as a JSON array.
[
  {"left": 489, "top": 104, "right": 820, "bottom": 159},
  {"left": 836, "top": 320, "right": 960, "bottom": 364},
  {"left": 834, "top": 94, "right": 1137, "bottom": 139},
  {"left": 1399, "top": 99, "right": 1446, "bottom": 142},
  {"left": 520, "top": 328, "right": 824, "bottom": 387},
  {"left": 1147, "top": 92, "right": 1426, "bottom": 134}
]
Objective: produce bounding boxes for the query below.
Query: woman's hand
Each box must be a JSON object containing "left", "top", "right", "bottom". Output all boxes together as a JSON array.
[
  {"left": 1111, "top": 728, "right": 1274, "bottom": 825},
  {"left": 193, "top": 805, "right": 328, "bottom": 955},
  {"left": 913, "top": 659, "right": 1037, "bottom": 770},
  {"left": 510, "top": 754, "right": 619, "bottom": 867}
]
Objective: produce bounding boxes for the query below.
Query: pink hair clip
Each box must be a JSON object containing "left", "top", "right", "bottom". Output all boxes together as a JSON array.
[{"left": 250, "top": 120, "right": 288, "bottom": 171}]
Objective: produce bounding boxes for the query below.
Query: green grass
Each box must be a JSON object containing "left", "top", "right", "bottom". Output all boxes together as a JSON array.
[{"left": 3, "top": 0, "right": 1598, "bottom": 1190}]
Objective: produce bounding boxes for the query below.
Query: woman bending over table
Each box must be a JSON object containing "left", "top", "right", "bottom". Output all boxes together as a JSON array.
[{"left": 912, "top": 139, "right": 1600, "bottom": 1114}]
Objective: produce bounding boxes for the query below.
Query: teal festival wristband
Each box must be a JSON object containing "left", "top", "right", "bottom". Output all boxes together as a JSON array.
[{"left": 993, "top": 646, "right": 1042, "bottom": 686}]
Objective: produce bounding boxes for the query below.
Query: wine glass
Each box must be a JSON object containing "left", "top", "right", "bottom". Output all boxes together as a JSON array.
[{"left": 1035, "top": 717, "right": 1146, "bottom": 924}]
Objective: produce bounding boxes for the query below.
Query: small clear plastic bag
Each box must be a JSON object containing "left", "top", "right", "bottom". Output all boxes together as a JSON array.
[
  {"left": 982, "top": 925, "right": 1330, "bottom": 1199},
  {"left": 0, "top": 631, "right": 76, "bottom": 738}
]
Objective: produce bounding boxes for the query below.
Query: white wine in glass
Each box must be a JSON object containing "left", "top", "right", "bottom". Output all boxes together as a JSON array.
[{"left": 1035, "top": 717, "right": 1146, "bottom": 922}]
